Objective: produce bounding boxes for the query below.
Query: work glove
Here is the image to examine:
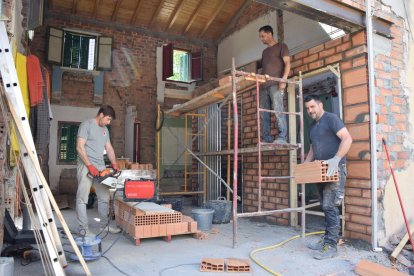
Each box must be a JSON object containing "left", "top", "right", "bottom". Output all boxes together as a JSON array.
[
  {"left": 112, "top": 163, "right": 119, "bottom": 173},
  {"left": 87, "top": 164, "right": 99, "bottom": 177},
  {"left": 323, "top": 155, "right": 341, "bottom": 177}
]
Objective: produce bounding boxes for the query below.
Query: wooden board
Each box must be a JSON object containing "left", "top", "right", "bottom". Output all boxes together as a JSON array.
[{"left": 165, "top": 76, "right": 256, "bottom": 117}]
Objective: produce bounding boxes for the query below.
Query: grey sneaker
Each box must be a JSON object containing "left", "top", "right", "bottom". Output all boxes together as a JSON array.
[
  {"left": 313, "top": 244, "right": 338, "bottom": 260},
  {"left": 100, "top": 225, "right": 121, "bottom": 234},
  {"left": 273, "top": 137, "right": 288, "bottom": 144},
  {"left": 307, "top": 238, "right": 325, "bottom": 250}
]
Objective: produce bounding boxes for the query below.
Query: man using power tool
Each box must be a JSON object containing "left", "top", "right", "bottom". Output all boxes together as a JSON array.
[{"left": 76, "top": 105, "right": 121, "bottom": 235}]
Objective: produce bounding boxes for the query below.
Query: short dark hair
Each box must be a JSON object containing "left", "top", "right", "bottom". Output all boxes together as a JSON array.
[
  {"left": 259, "top": 25, "right": 273, "bottom": 36},
  {"left": 97, "top": 105, "right": 116, "bottom": 119},
  {"left": 304, "top": 94, "right": 321, "bottom": 103}
]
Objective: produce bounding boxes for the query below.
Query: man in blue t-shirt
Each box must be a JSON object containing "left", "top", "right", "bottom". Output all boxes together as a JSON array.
[
  {"left": 303, "top": 94, "right": 352, "bottom": 259},
  {"left": 76, "top": 105, "right": 121, "bottom": 236}
]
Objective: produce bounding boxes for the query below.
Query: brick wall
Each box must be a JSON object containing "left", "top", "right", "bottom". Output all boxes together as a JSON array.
[{"left": 29, "top": 15, "right": 217, "bottom": 165}]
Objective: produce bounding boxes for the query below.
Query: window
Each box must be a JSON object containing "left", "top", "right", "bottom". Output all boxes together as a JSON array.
[
  {"left": 48, "top": 27, "right": 113, "bottom": 71},
  {"left": 57, "top": 122, "right": 80, "bottom": 164},
  {"left": 162, "top": 44, "right": 202, "bottom": 82},
  {"left": 63, "top": 32, "right": 96, "bottom": 70}
]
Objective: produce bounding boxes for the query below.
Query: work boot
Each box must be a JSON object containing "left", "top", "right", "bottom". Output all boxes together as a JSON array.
[
  {"left": 100, "top": 225, "right": 121, "bottom": 234},
  {"left": 313, "top": 244, "right": 338, "bottom": 260},
  {"left": 307, "top": 237, "right": 325, "bottom": 250}
]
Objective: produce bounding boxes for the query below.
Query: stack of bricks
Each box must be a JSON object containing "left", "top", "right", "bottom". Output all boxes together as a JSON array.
[
  {"left": 114, "top": 198, "right": 198, "bottom": 245},
  {"left": 200, "top": 258, "right": 250, "bottom": 273}
]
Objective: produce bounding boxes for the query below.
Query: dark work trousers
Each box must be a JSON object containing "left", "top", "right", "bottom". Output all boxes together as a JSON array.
[
  {"left": 259, "top": 85, "right": 287, "bottom": 141},
  {"left": 318, "top": 164, "right": 347, "bottom": 246}
]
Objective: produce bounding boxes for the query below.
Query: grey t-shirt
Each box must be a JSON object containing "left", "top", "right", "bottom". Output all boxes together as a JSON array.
[
  {"left": 77, "top": 118, "right": 110, "bottom": 170},
  {"left": 309, "top": 112, "right": 346, "bottom": 164},
  {"left": 261, "top": 43, "right": 289, "bottom": 88}
]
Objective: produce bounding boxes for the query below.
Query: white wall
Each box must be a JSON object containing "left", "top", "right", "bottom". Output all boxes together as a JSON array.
[
  {"left": 49, "top": 105, "right": 98, "bottom": 191},
  {"left": 217, "top": 11, "right": 330, "bottom": 73}
]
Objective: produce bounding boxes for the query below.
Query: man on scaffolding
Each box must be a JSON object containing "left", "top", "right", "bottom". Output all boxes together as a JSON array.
[{"left": 258, "top": 25, "right": 291, "bottom": 144}]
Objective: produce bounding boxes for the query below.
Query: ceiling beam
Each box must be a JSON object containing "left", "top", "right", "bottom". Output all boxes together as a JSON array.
[
  {"left": 149, "top": 0, "right": 166, "bottom": 28},
  {"left": 130, "top": 0, "right": 143, "bottom": 25},
  {"left": 184, "top": 0, "right": 203, "bottom": 34},
  {"left": 255, "top": 0, "right": 392, "bottom": 38},
  {"left": 111, "top": 0, "right": 123, "bottom": 21},
  {"left": 166, "top": 0, "right": 185, "bottom": 31},
  {"left": 92, "top": 0, "right": 100, "bottom": 18},
  {"left": 199, "top": 0, "right": 227, "bottom": 38},
  {"left": 72, "top": 0, "right": 79, "bottom": 14},
  {"left": 218, "top": 0, "right": 251, "bottom": 42},
  {"left": 277, "top": 9, "right": 284, "bottom": 43}
]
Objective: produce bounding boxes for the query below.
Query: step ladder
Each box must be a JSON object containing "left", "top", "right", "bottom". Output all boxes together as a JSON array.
[{"left": 0, "top": 21, "right": 90, "bottom": 275}]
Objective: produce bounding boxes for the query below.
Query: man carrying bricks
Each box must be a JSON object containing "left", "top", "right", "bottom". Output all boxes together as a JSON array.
[
  {"left": 304, "top": 95, "right": 352, "bottom": 259},
  {"left": 258, "top": 25, "right": 291, "bottom": 144},
  {"left": 76, "top": 105, "right": 121, "bottom": 236}
]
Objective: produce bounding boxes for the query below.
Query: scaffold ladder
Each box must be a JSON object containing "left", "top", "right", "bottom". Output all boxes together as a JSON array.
[{"left": 0, "top": 21, "right": 90, "bottom": 275}]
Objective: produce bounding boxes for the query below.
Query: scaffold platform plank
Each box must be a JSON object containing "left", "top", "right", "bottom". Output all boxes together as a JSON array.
[{"left": 165, "top": 76, "right": 256, "bottom": 117}]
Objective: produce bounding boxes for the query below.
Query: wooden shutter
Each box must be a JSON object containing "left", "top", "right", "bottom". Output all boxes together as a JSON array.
[
  {"left": 47, "top": 27, "right": 63, "bottom": 64},
  {"left": 191, "top": 51, "right": 202, "bottom": 81},
  {"left": 97, "top": 36, "right": 113, "bottom": 71},
  {"left": 162, "top": 44, "right": 173, "bottom": 80}
]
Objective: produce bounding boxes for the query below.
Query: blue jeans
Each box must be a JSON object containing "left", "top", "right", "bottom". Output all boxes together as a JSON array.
[
  {"left": 259, "top": 85, "right": 287, "bottom": 141},
  {"left": 318, "top": 164, "right": 347, "bottom": 246}
]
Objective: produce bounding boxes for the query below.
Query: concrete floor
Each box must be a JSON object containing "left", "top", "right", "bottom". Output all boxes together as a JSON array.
[{"left": 12, "top": 205, "right": 407, "bottom": 276}]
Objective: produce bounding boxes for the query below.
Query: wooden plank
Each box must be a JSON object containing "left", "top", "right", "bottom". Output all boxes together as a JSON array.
[
  {"left": 111, "top": 0, "right": 123, "bottom": 21},
  {"left": 149, "top": 0, "right": 166, "bottom": 27},
  {"left": 130, "top": 0, "right": 142, "bottom": 24},
  {"left": 390, "top": 223, "right": 414, "bottom": 262},
  {"left": 165, "top": 76, "right": 255, "bottom": 117},
  {"left": 184, "top": 0, "right": 203, "bottom": 33},
  {"left": 355, "top": 260, "right": 406, "bottom": 276},
  {"left": 166, "top": 0, "right": 185, "bottom": 30}
]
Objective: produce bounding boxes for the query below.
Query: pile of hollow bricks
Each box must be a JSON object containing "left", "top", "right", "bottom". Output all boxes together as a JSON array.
[
  {"left": 114, "top": 198, "right": 197, "bottom": 243},
  {"left": 200, "top": 258, "right": 250, "bottom": 273},
  {"left": 293, "top": 161, "right": 339, "bottom": 184}
]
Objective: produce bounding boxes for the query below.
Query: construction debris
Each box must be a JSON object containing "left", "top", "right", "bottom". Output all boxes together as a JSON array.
[
  {"left": 355, "top": 260, "right": 406, "bottom": 276},
  {"left": 200, "top": 258, "right": 251, "bottom": 273}
]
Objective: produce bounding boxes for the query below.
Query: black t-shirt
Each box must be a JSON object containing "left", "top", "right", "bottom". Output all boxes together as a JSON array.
[
  {"left": 309, "top": 112, "right": 346, "bottom": 164},
  {"left": 261, "top": 43, "right": 289, "bottom": 88}
]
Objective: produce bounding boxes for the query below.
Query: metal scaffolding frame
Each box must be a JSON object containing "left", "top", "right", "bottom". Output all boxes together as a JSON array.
[{"left": 160, "top": 58, "right": 306, "bottom": 247}]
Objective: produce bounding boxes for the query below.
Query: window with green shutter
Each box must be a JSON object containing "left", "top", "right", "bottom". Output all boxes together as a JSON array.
[{"left": 58, "top": 122, "right": 80, "bottom": 164}]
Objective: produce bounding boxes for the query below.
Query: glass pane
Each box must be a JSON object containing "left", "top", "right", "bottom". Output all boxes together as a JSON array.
[
  {"left": 63, "top": 32, "right": 96, "bottom": 70},
  {"left": 167, "top": 49, "right": 190, "bottom": 82}
]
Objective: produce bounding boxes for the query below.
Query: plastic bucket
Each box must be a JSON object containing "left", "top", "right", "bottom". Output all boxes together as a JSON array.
[
  {"left": 205, "top": 197, "right": 232, "bottom": 224},
  {"left": 191, "top": 208, "right": 214, "bottom": 231}
]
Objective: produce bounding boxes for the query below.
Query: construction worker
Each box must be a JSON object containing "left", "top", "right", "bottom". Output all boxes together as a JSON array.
[
  {"left": 76, "top": 105, "right": 121, "bottom": 235},
  {"left": 258, "top": 25, "right": 291, "bottom": 144},
  {"left": 304, "top": 94, "right": 352, "bottom": 259}
]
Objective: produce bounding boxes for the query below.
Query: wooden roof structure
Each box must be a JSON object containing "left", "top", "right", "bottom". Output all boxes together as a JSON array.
[{"left": 48, "top": 0, "right": 251, "bottom": 41}]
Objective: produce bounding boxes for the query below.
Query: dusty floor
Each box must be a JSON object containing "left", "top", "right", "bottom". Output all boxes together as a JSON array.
[{"left": 12, "top": 205, "right": 408, "bottom": 276}]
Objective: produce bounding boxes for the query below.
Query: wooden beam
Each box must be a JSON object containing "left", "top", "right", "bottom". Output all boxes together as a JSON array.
[
  {"left": 130, "top": 0, "right": 143, "bottom": 25},
  {"left": 92, "top": 0, "right": 100, "bottom": 18},
  {"left": 218, "top": 0, "right": 251, "bottom": 42},
  {"left": 277, "top": 9, "right": 284, "bottom": 43},
  {"left": 111, "top": 0, "right": 123, "bottom": 21},
  {"left": 149, "top": 0, "right": 166, "bottom": 28},
  {"left": 184, "top": 0, "right": 203, "bottom": 34},
  {"left": 199, "top": 0, "right": 227, "bottom": 38},
  {"left": 72, "top": 0, "right": 79, "bottom": 14},
  {"left": 166, "top": 0, "right": 185, "bottom": 30}
]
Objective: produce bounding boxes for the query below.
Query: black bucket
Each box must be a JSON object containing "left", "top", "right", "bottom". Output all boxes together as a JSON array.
[{"left": 205, "top": 197, "right": 232, "bottom": 224}]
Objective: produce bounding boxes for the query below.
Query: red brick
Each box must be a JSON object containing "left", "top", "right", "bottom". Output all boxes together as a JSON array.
[
  {"left": 293, "top": 64, "right": 308, "bottom": 75},
  {"left": 347, "top": 141, "right": 370, "bottom": 160},
  {"left": 353, "top": 56, "right": 367, "bottom": 67},
  {"left": 348, "top": 231, "right": 371, "bottom": 242},
  {"left": 347, "top": 160, "right": 371, "bottom": 179},
  {"left": 342, "top": 67, "right": 368, "bottom": 88},
  {"left": 308, "top": 60, "right": 325, "bottom": 70},
  {"left": 348, "top": 122, "right": 370, "bottom": 141},
  {"left": 340, "top": 60, "right": 353, "bottom": 71},
  {"left": 346, "top": 221, "right": 367, "bottom": 233},
  {"left": 303, "top": 54, "right": 318, "bottom": 64},
  {"left": 318, "top": 48, "right": 336, "bottom": 58},
  {"left": 346, "top": 204, "right": 371, "bottom": 216},
  {"left": 351, "top": 214, "right": 372, "bottom": 225},
  {"left": 336, "top": 42, "right": 352, "bottom": 53},
  {"left": 343, "top": 103, "right": 369, "bottom": 124},
  {"left": 352, "top": 31, "right": 366, "bottom": 46},
  {"left": 345, "top": 45, "right": 368, "bottom": 58},
  {"left": 294, "top": 50, "right": 309, "bottom": 60},
  {"left": 324, "top": 38, "right": 343, "bottom": 49},
  {"left": 325, "top": 53, "right": 343, "bottom": 64},
  {"left": 291, "top": 59, "right": 303, "bottom": 68},
  {"left": 346, "top": 188, "right": 362, "bottom": 197},
  {"left": 308, "top": 44, "right": 325, "bottom": 55}
]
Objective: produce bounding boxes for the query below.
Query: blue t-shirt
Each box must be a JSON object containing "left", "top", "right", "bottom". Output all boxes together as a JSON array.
[{"left": 309, "top": 112, "right": 345, "bottom": 164}]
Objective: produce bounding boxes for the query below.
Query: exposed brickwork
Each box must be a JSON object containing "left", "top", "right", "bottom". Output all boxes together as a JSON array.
[{"left": 29, "top": 14, "right": 217, "bottom": 165}]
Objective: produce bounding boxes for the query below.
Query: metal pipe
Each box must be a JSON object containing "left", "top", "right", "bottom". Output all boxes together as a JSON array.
[
  {"left": 236, "top": 207, "right": 304, "bottom": 218},
  {"left": 366, "top": 0, "right": 382, "bottom": 252},
  {"left": 256, "top": 77, "right": 262, "bottom": 213},
  {"left": 258, "top": 108, "right": 301, "bottom": 116},
  {"left": 299, "top": 71, "right": 306, "bottom": 238},
  {"left": 232, "top": 58, "right": 239, "bottom": 248}
]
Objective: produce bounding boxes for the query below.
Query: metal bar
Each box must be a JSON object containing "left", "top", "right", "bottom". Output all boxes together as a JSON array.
[
  {"left": 305, "top": 210, "right": 345, "bottom": 219},
  {"left": 235, "top": 70, "right": 299, "bottom": 84},
  {"left": 203, "top": 112, "right": 207, "bottom": 204},
  {"left": 299, "top": 71, "right": 306, "bottom": 238},
  {"left": 227, "top": 101, "right": 231, "bottom": 200},
  {"left": 157, "top": 104, "right": 161, "bottom": 193},
  {"left": 185, "top": 114, "right": 188, "bottom": 192},
  {"left": 261, "top": 176, "right": 293, "bottom": 180},
  {"left": 160, "top": 191, "right": 205, "bottom": 195},
  {"left": 258, "top": 108, "right": 301, "bottom": 116},
  {"left": 236, "top": 207, "right": 305, "bottom": 218},
  {"left": 232, "top": 58, "right": 239, "bottom": 248},
  {"left": 255, "top": 76, "right": 262, "bottom": 213}
]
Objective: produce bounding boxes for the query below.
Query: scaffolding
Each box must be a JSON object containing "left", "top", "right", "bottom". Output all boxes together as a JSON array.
[{"left": 159, "top": 58, "right": 305, "bottom": 247}]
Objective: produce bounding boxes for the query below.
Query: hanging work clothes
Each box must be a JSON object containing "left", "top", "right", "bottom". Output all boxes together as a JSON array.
[{"left": 26, "top": 55, "right": 44, "bottom": 106}]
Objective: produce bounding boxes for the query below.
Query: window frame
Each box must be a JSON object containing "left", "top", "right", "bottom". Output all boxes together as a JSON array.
[
  {"left": 62, "top": 30, "right": 97, "bottom": 71},
  {"left": 57, "top": 121, "right": 81, "bottom": 165}
]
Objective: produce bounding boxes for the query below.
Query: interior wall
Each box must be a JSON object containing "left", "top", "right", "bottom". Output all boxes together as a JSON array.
[
  {"left": 49, "top": 105, "right": 97, "bottom": 191},
  {"left": 217, "top": 11, "right": 330, "bottom": 73}
]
